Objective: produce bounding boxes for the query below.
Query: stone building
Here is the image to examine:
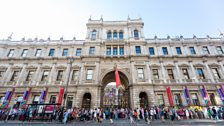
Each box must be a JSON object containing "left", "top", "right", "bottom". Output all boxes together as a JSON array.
[{"left": 0, "top": 18, "right": 224, "bottom": 109}]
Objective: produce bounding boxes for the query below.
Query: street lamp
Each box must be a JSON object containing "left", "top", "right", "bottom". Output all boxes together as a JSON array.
[{"left": 62, "top": 57, "right": 74, "bottom": 108}]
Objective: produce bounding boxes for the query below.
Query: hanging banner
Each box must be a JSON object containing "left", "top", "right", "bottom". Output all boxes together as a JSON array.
[
  {"left": 39, "top": 88, "right": 48, "bottom": 104},
  {"left": 20, "top": 88, "right": 32, "bottom": 108},
  {"left": 1, "top": 88, "right": 15, "bottom": 108},
  {"left": 58, "top": 87, "right": 64, "bottom": 105},
  {"left": 183, "top": 86, "right": 191, "bottom": 106},
  {"left": 217, "top": 85, "right": 224, "bottom": 104},
  {"left": 115, "top": 67, "right": 121, "bottom": 87},
  {"left": 199, "top": 85, "right": 210, "bottom": 106},
  {"left": 166, "top": 86, "right": 174, "bottom": 107}
]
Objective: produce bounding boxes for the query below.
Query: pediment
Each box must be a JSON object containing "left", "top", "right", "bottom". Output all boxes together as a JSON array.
[
  {"left": 0, "top": 66, "right": 7, "bottom": 70},
  {"left": 26, "top": 65, "right": 37, "bottom": 69},
  {"left": 193, "top": 63, "right": 204, "bottom": 67},
  {"left": 42, "top": 65, "right": 51, "bottom": 69},
  {"left": 56, "top": 65, "right": 66, "bottom": 69},
  {"left": 164, "top": 64, "right": 174, "bottom": 67},
  {"left": 179, "top": 63, "right": 189, "bottom": 67},
  {"left": 208, "top": 63, "right": 219, "bottom": 67},
  {"left": 150, "top": 64, "right": 160, "bottom": 67}
]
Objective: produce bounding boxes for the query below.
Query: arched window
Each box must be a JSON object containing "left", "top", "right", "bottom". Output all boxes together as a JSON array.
[
  {"left": 119, "top": 31, "right": 123, "bottom": 39},
  {"left": 113, "top": 31, "right": 117, "bottom": 39},
  {"left": 134, "top": 29, "right": 139, "bottom": 39},
  {"left": 107, "top": 31, "right": 112, "bottom": 40},
  {"left": 91, "top": 30, "right": 97, "bottom": 40}
]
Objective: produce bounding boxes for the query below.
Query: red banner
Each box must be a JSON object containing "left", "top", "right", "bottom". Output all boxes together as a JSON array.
[
  {"left": 166, "top": 86, "right": 174, "bottom": 107},
  {"left": 58, "top": 87, "right": 64, "bottom": 105},
  {"left": 115, "top": 67, "right": 121, "bottom": 87}
]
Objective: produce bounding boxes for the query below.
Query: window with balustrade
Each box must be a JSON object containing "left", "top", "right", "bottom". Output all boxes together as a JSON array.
[
  {"left": 189, "top": 47, "right": 196, "bottom": 55},
  {"left": 197, "top": 68, "right": 205, "bottom": 79},
  {"left": 216, "top": 46, "right": 223, "bottom": 54},
  {"left": 211, "top": 68, "right": 220, "bottom": 79},
  {"left": 91, "top": 30, "right": 97, "bottom": 40},
  {"left": 21, "top": 49, "right": 28, "bottom": 57},
  {"left": 7, "top": 49, "right": 14, "bottom": 57},
  {"left": 149, "top": 47, "right": 155, "bottom": 55},
  {"left": 167, "top": 69, "right": 174, "bottom": 80},
  {"left": 41, "top": 70, "right": 49, "bottom": 82},
  {"left": 89, "top": 47, "right": 95, "bottom": 55},
  {"left": 176, "top": 47, "right": 182, "bottom": 55},
  {"left": 49, "top": 48, "right": 55, "bottom": 56},
  {"left": 86, "top": 69, "right": 93, "bottom": 80},
  {"left": 26, "top": 71, "right": 34, "bottom": 81},
  {"left": 182, "top": 68, "right": 190, "bottom": 79},
  {"left": 152, "top": 69, "right": 159, "bottom": 79},
  {"left": 35, "top": 49, "right": 42, "bottom": 57},
  {"left": 162, "top": 47, "right": 168, "bottom": 55},
  {"left": 62, "top": 48, "right": 68, "bottom": 56},
  {"left": 76, "top": 48, "right": 82, "bottom": 56},
  {"left": 71, "top": 70, "right": 79, "bottom": 81},
  {"left": 56, "top": 70, "right": 63, "bottom": 81},
  {"left": 202, "top": 46, "right": 210, "bottom": 54},
  {"left": 135, "top": 46, "right": 141, "bottom": 55},
  {"left": 10, "top": 71, "right": 19, "bottom": 81},
  {"left": 137, "top": 68, "right": 144, "bottom": 79}
]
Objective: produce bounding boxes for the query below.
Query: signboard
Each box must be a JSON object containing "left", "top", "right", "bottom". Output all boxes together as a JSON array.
[{"left": 45, "top": 105, "right": 54, "bottom": 113}]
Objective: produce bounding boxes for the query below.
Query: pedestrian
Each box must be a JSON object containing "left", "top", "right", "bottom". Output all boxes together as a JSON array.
[{"left": 63, "top": 109, "right": 69, "bottom": 124}]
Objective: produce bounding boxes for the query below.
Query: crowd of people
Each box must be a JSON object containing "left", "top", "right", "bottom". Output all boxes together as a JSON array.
[{"left": 0, "top": 106, "right": 224, "bottom": 124}]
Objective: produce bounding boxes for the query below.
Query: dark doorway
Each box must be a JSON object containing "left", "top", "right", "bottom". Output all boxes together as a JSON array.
[
  {"left": 139, "top": 92, "right": 148, "bottom": 108},
  {"left": 82, "top": 93, "right": 91, "bottom": 109}
]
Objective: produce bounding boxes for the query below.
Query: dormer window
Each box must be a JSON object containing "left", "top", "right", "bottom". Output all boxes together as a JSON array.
[
  {"left": 113, "top": 31, "right": 117, "bottom": 39},
  {"left": 91, "top": 30, "right": 97, "bottom": 40},
  {"left": 107, "top": 31, "right": 112, "bottom": 40},
  {"left": 119, "top": 31, "right": 123, "bottom": 39},
  {"left": 134, "top": 30, "right": 139, "bottom": 39}
]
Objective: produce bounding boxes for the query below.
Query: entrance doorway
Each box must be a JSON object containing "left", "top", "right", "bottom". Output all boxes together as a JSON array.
[
  {"left": 139, "top": 92, "right": 148, "bottom": 108},
  {"left": 82, "top": 93, "right": 91, "bottom": 109},
  {"left": 101, "top": 70, "right": 130, "bottom": 108}
]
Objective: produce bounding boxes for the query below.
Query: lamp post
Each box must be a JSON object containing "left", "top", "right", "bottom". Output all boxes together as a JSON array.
[{"left": 62, "top": 57, "right": 74, "bottom": 108}]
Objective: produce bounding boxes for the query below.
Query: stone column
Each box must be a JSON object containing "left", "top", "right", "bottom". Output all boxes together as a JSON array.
[
  {"left": 145, "top": 61, "right": 152, "bottom": 83},
  {"left": 174, "top": 61, "right": 182, "bottom": 83},
  {"left": 189, "top": 61, "right": 198, "bottom": 83},
  {"left": 130, "top": 61, "right": 136, "bottom": 84},
  {"left": 64, "top": 61, "right": 72, "bottom": 85},
  {"left": 48, "top": 63, "right": 56, "bottom": 85},
  {"left": 16, "top": 63, "right": 28, "bottom": 86},
  {"left": 79, "top": 63, "right": 84, "bottom": 84},
  {"left": 160, "top": 61, "right": 167, "bottom": 83},
  {"left": 2, "top": 63, "right": 13, "bottom": 86},
  {"left": 203, "top": 62, "right": 215, "bottom": 83},
  {"left": 33, "top": 63, "right": 42, "bottom": 85}
]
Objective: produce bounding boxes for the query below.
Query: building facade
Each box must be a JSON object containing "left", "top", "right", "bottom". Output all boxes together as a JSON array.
[{"left": 0, "top": 18, "right": 224, "bottom": 109}]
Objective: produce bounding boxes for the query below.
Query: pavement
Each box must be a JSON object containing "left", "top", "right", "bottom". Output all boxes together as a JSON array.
[{"left": 0, "top": 119, "right": 224, "bottom": 126}]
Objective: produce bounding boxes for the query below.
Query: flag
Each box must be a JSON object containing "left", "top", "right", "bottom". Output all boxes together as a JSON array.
[
  {"left": 183, "top": 86, "right": 191, "bottom": 106},
  {"left": 217, "top": 85, "right": 224, "bottom": 104},
  {"left": 166, "top": 86, "right": 174, "bottom": 107},
  {"left": 58, "top": 87, "right": 64, "bottom": 105},
  {"left": 115, "top": 67, "right": 121, "bottom": 87},
  {"left": 39, "top": 88, "right": 48, "bottom": 104},
  {"left": 200, "top": 85, "right": 210, "bottom": 106},
  {"left": 20, "top": 88, "right": 32, "bottom": 108},
  {"left": 3, "top": 88, "right": 15, "bottom": 108}
]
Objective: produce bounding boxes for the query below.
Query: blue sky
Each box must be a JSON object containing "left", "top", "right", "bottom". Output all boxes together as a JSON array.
[{"left": 0, "top": 0, "right": 224, "bottom": 40}]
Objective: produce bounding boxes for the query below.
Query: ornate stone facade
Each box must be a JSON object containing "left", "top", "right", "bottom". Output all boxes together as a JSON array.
[{"left": 0, "top": 18, "right": 224, "bottom": 109}]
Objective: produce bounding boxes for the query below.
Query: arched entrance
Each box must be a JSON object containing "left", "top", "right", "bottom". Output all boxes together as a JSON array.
[
  {"left": 139, "top": 92, "right": 148, "bottom": 108},
  {"left": 101, "top": 70, "right": 130, "bottom": 108},
  {"left": 82, "top": 93, "right": 91, "bottom": 109}
]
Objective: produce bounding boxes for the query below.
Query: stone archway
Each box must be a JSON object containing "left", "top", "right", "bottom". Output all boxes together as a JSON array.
[
  {"left": 82, "top": 93, "right": 91, "bottom": 109},
  {"left": 139, "top": 92, "right": 149, "bottom": 108},
  {"left": 100, "top": 70, "right": 130, "bottom": 108}
]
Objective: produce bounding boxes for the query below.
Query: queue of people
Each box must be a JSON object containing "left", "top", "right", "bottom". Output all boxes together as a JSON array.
[{"left": 0, "top": 106, "right": 224, "bottom": 124}]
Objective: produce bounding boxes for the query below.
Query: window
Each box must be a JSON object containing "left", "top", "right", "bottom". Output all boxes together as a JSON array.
[
  {"left": 76, "top": 48, "right": 82, "bottom": 56},
  {"left": 56, "top": 70, "right": 63, "bottom": 81},
  {"left": 134, "top": 30, "right": 139, "bottom": 39},
  {"left": 152, "top": 69, "right": 159, "bottom": 79},
  {"left": 182, "top": 69, "right": 190, "bottom": 79},
  {"left": 35, "top": 49, "right": 42, "bottom": 57},
  {"left": 174, "top": 94, "right": 182, "bottom": 106},
  {"left": 202, "top": 46, "right": 210, "bottom": 54},
  {"left": 216, "top": 46, "right": 223, "bottom": 54},
  {"left": 176, "top": 47, "right": 182, "bottom": 55},
  {"left": 0, "top": 96, "right": 5, "bottom": 103},
  {"left": 49, "top": 49, "right": 55, "bottom": 56},
  {"left": 191, "top": 93, "right": 200, "bottom": 106},
  {"left": 49, "top": 95, "right": 56, "bottom": 104},
  {"left": 119, "top": 31, "right": 123, "bottom": 39},
  {"left": 197, "top": 68, "right": 205, "bottom": 79},
  {"left": 0, "top": 71, "right": 5, "bottom": 78},
  {"left": 26, "top": 71, "right": 34, "bottom": 81},
  {"left": 107, "top": 31, "right": 112, "bottom": 39},
  {"left": 137, "top": 68, "right": 144, "bottom": 79},
  {"left": 7, "top": 49, "right": 14, "bottom": 57},
  {"left": 91, "top": 30, "right": 97, "bottom": 40},
  {"left": 106, "top": 47, "right": 111, "bottom": 55},
  {"left": 211, "top": 68, "right": 220, "bottom": 79},
  {"left": 209, "top": 93, "right": 216, "bottom": 106},
  {"left": 86, "top": 69, "right": 93, "bottom": 80},
  {"left": 189, "top": 47, "right": 196, "bottom": 55},
  {"left": 167, "top": 69, "right": 174, "bottom": 80},
  {"left": 158, "top": 94, "right": 164, "bottom": 106},
  {"left": 89, "top": 47, "right": 95, "bottom": 55},
  {"left": 62, "top": 48, "right": 68, "bottom": 56},
  {"left": 149, "top": 47, "right": 155, "bottom": 55},
  {"left": 21, "top": 49, "right": 28, "bottom": 57},
  {"left": 66, "top": 96, "right": 73, "bottom": 109},
  {"left": 135, "top": 46, "right": 141, "bottom": 54},
  {"left": 113, "top": 47, "right": 117, "bottom": 55},
  {"left": 113, "top": 31, "right": 117, "bottom": 39},
  {"left": 120, "top": 47, "right": 124, "bottom": 55},
  {"left": 71, "top": 70, "right": 79, "bottom": 81},
  {"left": 10, "top": 71, "right": 19, "bottom": 81},
  {"left": 162, "top": 47, "right": 168, "bottom": 55},
  {"left": 32, "top": 95, "right": 40, "bottom": 104},
  {"left": 41, "top": 70, "right": 49, "bottom": 81}
]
